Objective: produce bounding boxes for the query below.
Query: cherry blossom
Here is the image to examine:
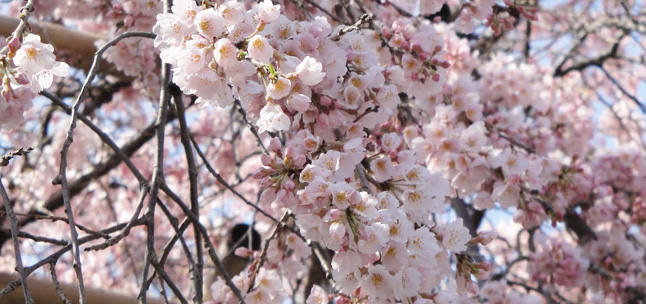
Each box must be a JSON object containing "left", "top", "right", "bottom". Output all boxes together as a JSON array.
[{"left": 2, "top": 0, "right": 646, "bottom": 303}]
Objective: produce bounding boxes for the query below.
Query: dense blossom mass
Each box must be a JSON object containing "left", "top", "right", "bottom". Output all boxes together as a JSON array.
[{"left": 0, "top": 0, "right": 646, "bottom": 303}]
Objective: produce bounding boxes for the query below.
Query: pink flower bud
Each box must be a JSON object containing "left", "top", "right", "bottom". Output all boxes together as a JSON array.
[
  {"left": 269, "top": 137, "right": 282, "bottom": 153},
  {"left": 259, "top": 178, "right": 273, "bottom": 188},
  {"left": 432, "top": 74, "right": 440, "bottom": 82},
  {"left": 466, "top": 280, "right": 479, "bottom": 295},
  {"left": 15, "top": 73, "right": 29, "bottom": 85},
  {"left": 504, "top": 19, "right": 515, "bottom": 30},
  {"left": 319, "top": 96, "right": 332, "bottom": 106},
  {"left": 603, "top": 256, "right": 612, "bottom": 266},
  {"left": 8, "top": 36, "right": 21, "bottom": 53},
  {"left": 283, "top": 179, "right": 295, "bottom": 192},
  {"left": 334, "top": 296, "right": 350, "bottom": 304},
  {"left": 327, "top": 209, "right": 343, "bottom": 221},
  {"left": 1, "top": 87, "right": 13, "bottom": 102},
  {"left": 284, "top": 145, "right": 297, "bottom": 160},
  {"left": 474, "top": 263, "right": 491, "bottom": 280},
  {"left": 289, "top": 153, "right": 304, "bottom": 167},
  {"left": 329, "top": 222, "right": 346, "bottom": 241},
  {"left": 527, "top": 201, "right": 543, "bottom": 212},
  {"left": 381, "top": 27, "right": 392, "bottom": 40},
  {"left": 260, "top": 154, "right": 273, "bottom": 166},
  {"left": 234, "top": 247, "right": 252, "bottom": 257},
  {"left": 349, "top": 191, "right": 362, "bottom": 205},
  {"left": 1, "top": 78, "right": 13, "bottom": 101},
  {"left": 253, "top": 169, "right": 269, "bottom": 179},
  {"left": 411, "top": 42, "right": 424, "bottom": 54},
  {"left": 317, "top": 113, "right": 330, "bottom": 128},
  {"left": 513, "top": 209, "right": 526, "bottom": 222},
  {"left": 477, "top": 230, "right": 497, "bottom": 245}
]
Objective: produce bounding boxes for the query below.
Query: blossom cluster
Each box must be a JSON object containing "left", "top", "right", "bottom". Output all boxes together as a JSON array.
[
  {"left": 528, "top": 235, "right": 589, "bottom": 287},
  {"left": 4, "top": 0, "right": 646, "bottom": 303},
  {"left": 151, "top": 0, "right": 503, "bottom": 301},
  {"left": 1, "top": 34, "right": 69, "bottom": 129}
]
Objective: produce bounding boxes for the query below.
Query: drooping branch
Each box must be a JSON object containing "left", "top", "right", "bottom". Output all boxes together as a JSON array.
[
  {"left": 554, "top": 38, "right": 622, "bottom": 77},
  {"left": 0, "top": 178, "right": 34, "bottom": 303},
  {"left": 138, "top": 56, "right": 171, "bottom": 304},
  {"left": 171, "top": 86, "right": 203, "bottom": 302},
  {"left": 0, "top": 92, "right": 179, "bottom": 248}
]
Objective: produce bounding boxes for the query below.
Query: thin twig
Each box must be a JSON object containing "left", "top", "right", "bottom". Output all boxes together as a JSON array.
[
  {"left": 234, "top": 99, "right": 269, "bottom": 155},
  {"left": 158, "top": 184, "right": 248, "bottom": 304},
  {"left": 330, "top": 13, "right": 372, "bottom": 41},
  {"left": 50, "top": 31, "right": 156, "bottom": 304},
  {"left": 0, "top": 147, "right": 33, "bottom": 167},
  {"left": 85, "top": 184, "right": 148, "bottom": 251},
  {"left": 190, "top": 134, "right": 280, "bottom": 224},
  {"left": 0, "top": 0, "right": 35, "bottom": 56},
  {"left": 172, "top": 87, "right": 203, "bottom": 302},
  {"left": 600, "top": 65, "right": 646, "bottom": 114},
  {"left": 49, "top": 261, "right": 72, "bottom": 304},
  {"left": 42, "top": 90, "right": 197, "bottom": 300},
  {"left": 0, "top": 178, "right": 34, "bottom": 303},
  {"left": 144, "top": 217, "right": 192, "bottom": 290},
  {"left": 149, "top": 255, "right": 189, "bottom": 304},
  {"left": 138, "top": 60, "right": 171, "bottom": 303},
  {"left": 0, "top": 217, "right": 148, "bottom": 296},
  {"left": 0, "top": 227, "right": 68, "bottom": 246},
  {"left": 0, "top": 210, "right": 109, "bottom": 240},
  {"left": 247, "top": 211, "right": 290, "bottom": 292},
  {"left": 155, "top": 199, "right": 196, "bottom": 303}
]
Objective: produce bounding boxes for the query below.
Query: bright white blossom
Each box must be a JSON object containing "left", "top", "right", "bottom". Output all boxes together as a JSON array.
[
  {"left": 257, "top": 103, "right": 290, "bottom": 133},
  {"left": 294, "top": 56, "right": 326, "bottom": 86},
  {"left": 248, "top": 35, "right": 274, "bottom": 64},
  {"left": 194, "top": 9, "right": 225, "bottom": 38},
  {"left": 267, "top": 77, "right": 292, "bottom": 100},
  {"left": 13, "top": 34, "right": 69, "bottom": 93},
  {"left": 258, "top": 0, "right": 281, "bottom": 23},
  {"left": 213, "top": 38, "right": 238, "bottom": 68},
  {"left": 439, "top": 218, "right": 471, "bottom": 252}
]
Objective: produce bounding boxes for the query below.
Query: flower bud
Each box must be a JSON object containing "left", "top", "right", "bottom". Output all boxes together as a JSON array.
[
  {"left": 8, "top": 36, "right": 21, "bottom": 53},
  {"left": 466, "top": 280, "right": 479, "bottom": 295},
  {"left": 268, "top": 137, "right": 282, "bottom": 153},
  {"left": 327, "top": 209, "right": 343, "bottom": 221},
  {"left": 283, "top": 179, "right": 295, "bottom": 192},
  {"left": 477, "top": 230, "right": 497, "bottom": 245},
  {"left": 293, "top": 154, "right": 307, "bottom": 167},
  {"left": 234, "top": 247, "right": 253, "bottom": 257},
  {"left": 260, "top": 153, "right": 273, "bottom": 166},
  {"left": 473, "top": 261, "right": 492, "bottom": 280},
  {"left": 329, "top": 222, "right": 346, "bottom": 241},
  {"left": 15, "top": 73, "right": 29, "bottom": 85}
]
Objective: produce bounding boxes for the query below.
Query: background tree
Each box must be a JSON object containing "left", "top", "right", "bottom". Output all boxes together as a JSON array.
[{"left": 0, "top": 0, "right": 645, "bottom": 303}]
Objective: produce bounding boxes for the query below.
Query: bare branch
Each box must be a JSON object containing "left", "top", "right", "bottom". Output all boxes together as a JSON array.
[{"left": 0, "top": 178, "right": 34, "bottom": 303}]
